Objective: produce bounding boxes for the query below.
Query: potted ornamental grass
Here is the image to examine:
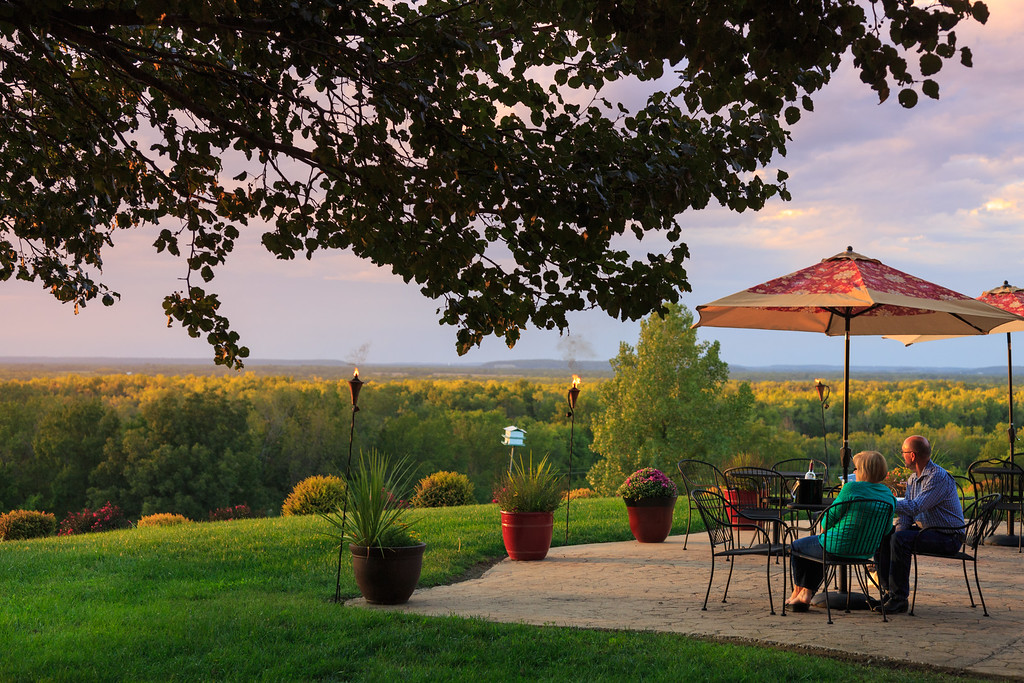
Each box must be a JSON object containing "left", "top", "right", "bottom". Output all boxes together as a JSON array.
[
  {"left": 493, "top": 454, "right": 564, "bottom": 560},
  {"left": 322, "top": 450, "right": 425, "bottom": 605},
  {"left": 618, "top": 467, "right": 679, "bottom": 543}
]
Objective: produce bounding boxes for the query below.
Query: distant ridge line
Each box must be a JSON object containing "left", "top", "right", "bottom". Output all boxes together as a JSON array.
[{"left": 0, "top": 357, "right": 1016, "bottom": 380}]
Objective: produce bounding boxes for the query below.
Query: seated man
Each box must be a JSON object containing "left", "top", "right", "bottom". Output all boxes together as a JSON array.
[{"left": 874, "top": 434, "right": 965, "bottom": 613}]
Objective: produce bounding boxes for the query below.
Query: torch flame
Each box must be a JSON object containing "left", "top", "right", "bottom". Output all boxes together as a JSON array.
[
  {"left": 353, "top": 368, "right": 360, "bottom": 379},
  {"left": 572, "top": 375, "right": 581, "bottom": 389}
]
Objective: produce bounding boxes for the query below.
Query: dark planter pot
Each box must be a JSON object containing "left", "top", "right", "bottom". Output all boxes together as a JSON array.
[
  {"left": 723, "top": 489, "right": 760, "bottom": 530},
  {"left": 350, "top": 542, "right": 427, "bottom": 604},
  {"left": 500, "top": 510, "right": 554, "bottom": 561},
  {"left": 624, "top": 496, "right": 677, "bottom": 543}
]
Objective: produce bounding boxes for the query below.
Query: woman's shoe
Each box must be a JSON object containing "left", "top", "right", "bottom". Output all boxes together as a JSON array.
[{"left": 785, "top": 601, "right": 811, "bottom": 613}]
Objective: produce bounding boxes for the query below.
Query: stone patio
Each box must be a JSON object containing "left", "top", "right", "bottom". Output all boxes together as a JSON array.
[{"left": 352, "top": 523, "right": 1024, "bottom": 680}]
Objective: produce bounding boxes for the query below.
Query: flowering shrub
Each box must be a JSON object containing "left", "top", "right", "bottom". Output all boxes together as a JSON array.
[
  {"left": 617, "top": 468, "right": 678, "bottom": 503},
  {"left": 138, "top": 513, "right": 191, "bottom": 528},
  {"left": 59, "top": 502, "right": 128, "bottom": 536},
  {"left": 282, "top": 475, "right": 347, "bottom": 516},
  {"left": 0, "top": 510, "right": 57, "bottom": 541},
  {"left": 411, "top": 471, "right": 475, "bottom": 508},
  {"left": 209, "top": 504, "right": 255, "bottom": 522},
  {"left": 885, "top": 466, "right": 914, "bottom": 496},
  {"left": 564, "top": 488, "right": 597, "bottom": 501}
]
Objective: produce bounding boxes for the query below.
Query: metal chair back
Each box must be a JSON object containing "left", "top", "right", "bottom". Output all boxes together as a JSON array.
[
  {"left": 691, "top": 488, "right": 781, "bottom": 615},
  {"left": 967, "top": 458, "right": 1024, "bottom": 550},
  {"left": 677, "top": 459, "right": 728, "bottom": 549},
  {"left": 786, "top": 497, "right": 895, "bottom": 624}
]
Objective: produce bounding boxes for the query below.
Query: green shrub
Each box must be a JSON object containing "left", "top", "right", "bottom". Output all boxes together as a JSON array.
[
  {"left": 281, "top": 475, "right": 347, "bottom": 516},
  {"left": 0, "top": 510, "right": 57, "bottom": 541},
  {"left": 411, "top": 470, "right": 475, "bottom": 508},
  {"left": 138, "top": 513, "right": 191, "bottom": 528}
]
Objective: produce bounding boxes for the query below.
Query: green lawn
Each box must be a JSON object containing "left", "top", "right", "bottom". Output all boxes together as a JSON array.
[{"left": 0, "top": 499, "right": 976, "bottom": 681}]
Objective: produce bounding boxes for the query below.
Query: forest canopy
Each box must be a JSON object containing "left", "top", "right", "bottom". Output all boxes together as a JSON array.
[
  {"left": 0, "top": 0, "right": 989, "bottom": 366},
  {"left": 0, "top": 371, "right": 1017, "bottom": 519}
]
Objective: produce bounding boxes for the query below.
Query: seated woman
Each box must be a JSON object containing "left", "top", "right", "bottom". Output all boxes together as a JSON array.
[{"left": 785, "top": 450, "right": 896, "bottom": 612}]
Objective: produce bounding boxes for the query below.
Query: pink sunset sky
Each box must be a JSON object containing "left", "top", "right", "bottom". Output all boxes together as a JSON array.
[{"left": 3, "top": 2, "right": 1023, "bottom": 370}]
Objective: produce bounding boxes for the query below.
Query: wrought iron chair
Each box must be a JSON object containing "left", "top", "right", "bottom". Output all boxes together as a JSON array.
[
  {"left": 952, "top": 474, "right": 974, "bottom": 510},
  {"left": 784, "top": 498, "right": 895, "bottom": 624},
  {"left": 909, "top": 493, "right": 1002, "bottom": 617},
  {"left": 676, "top": 459, "right": 728, "bottom": 550},
  {"left": 691, "top": 488, "right": 788, "bottom": 615},
  {"left": 968, "top": 458, "right": 1024, "bottom": 551},
  {"left": 723, "top": 466, "right": 787, "bottom": 546}
]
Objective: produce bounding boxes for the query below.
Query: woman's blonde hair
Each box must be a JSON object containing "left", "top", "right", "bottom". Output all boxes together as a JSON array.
[{"left": 853, "top": 450, "right": 888, "bottom": 484}]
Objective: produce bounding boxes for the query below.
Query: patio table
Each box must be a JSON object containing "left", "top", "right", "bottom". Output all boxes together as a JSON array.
[{"left": 967, "top": 462, "right": 1024, "bottom": 548}]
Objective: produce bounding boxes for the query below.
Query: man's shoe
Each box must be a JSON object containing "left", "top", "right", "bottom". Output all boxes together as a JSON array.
[{"left": 881, "top": 597, "right": 910, "bottom": 614}]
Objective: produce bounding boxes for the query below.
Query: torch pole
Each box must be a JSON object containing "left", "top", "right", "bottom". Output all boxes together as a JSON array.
[
  {"left": 334, "top": 370, "right": 362, "bottom": 603},
  {"left": 565, "top": 377, "right": 581, "bottom": 544}
]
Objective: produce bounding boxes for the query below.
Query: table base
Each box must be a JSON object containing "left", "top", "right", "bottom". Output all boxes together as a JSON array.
[
  {"left": 811, "top": 591, "right": 872, "bottom": 611},
  {"left": 986, "top": 533, "right": 1024, "bottom": 548}
]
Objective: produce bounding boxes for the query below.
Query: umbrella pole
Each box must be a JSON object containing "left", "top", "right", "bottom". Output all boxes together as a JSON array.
[
  {"left": 1008, "top": 332, "right": 1017, "bottom": 537},
  {"left": 988, "top": 332, "right": 1024, "bottom": 546},
  {"left": 840, "top": 322, "right": 852, "bottom": 595},
  {"left": 814, "top": 318, "right": 870, "bottom": 610},
  {"left": 1008, "top": 332, "right": 1016, "bottom": 463}
]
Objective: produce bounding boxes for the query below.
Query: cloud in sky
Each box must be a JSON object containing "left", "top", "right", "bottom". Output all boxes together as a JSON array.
[{"left": 4, "top": 5, "right": 1024, "bottom": 370}]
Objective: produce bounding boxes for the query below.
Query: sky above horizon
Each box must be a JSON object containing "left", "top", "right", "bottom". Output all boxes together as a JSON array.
[{"left": 4, "top": 4, "right": 1024, "bottom": 371}]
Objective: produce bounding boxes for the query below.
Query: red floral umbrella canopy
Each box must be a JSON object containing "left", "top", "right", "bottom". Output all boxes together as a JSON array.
[
  {"left": 695, "top": 247, "right": 1021, "bottom": 337},
  {"left": 695, "top": 247, "right": 1022, "bottom": 483},
  {"left": 885, "top": 281, "right": 1024, "bottom": 464}
]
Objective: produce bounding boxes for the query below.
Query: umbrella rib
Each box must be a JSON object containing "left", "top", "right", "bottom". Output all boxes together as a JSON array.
[
  {"left": 823, "top": 304, "right": 880, "bottom": 321},
  {"left": 948, "top": 313, "right": 987, "bottom": 334}
]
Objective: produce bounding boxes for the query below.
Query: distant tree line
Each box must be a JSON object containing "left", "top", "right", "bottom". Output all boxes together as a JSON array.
[
  {"left": 0, "top": 374, "right": 599, "bottom": 519},
  {"left": 0, "top": 370, "right": 1018, "bottom": 520}
]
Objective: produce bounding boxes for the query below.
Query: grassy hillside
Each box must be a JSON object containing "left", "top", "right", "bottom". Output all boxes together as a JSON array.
[{"left": 0, "top": 499, "right": 975, "bottom": 681}]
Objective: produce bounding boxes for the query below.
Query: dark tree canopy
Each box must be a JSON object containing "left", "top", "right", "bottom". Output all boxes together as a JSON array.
[{"left": 0, "top": 0, "right": 988, "bottom": 366}]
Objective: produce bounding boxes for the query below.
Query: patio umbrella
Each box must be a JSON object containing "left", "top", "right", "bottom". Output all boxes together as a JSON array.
[
  {"left": 694, "top": 247, "right": 1022, "bottom": 604},
  {"left": 886, "top": 281, "right": 1024, "bottom": 463},
  {"left": 694, "top": 247, "right": 1022, "bottom": 488}
]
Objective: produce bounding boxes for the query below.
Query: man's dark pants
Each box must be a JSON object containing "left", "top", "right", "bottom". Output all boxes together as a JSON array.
[{"left": 874, "top": 527, "right": 962, "bottom": 600}]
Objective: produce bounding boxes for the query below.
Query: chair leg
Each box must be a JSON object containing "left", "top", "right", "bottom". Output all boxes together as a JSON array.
[
  {"left": 683, "top": 501, "right": 691, "bottom": 550},
  {"left": 910, "top": 554, "right": 918, "bottom": 616},
  {"left": 961, "top": 559, "right": 976, "bottom": 608},
  {"left": 765, "top": 550, "right": 776, "bottom": 616},
  {"left": 972, "top": 558, "right": 990, "bottom": 617},
  {"left": 702, "top": 553, "right": 715, "bottom": 610},
  {"left": 864, "top": 563, "right": 888, "bottom": 623},
  {"left": 722, "top": 552, "right": 736, "bottom": 603},
  {"left": 823, "top": 566, "right": 833, "bottom": 625}
]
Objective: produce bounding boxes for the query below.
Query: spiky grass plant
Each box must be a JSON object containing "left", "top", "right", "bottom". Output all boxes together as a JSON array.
[
  {"left": 493, "top": 454, "right": 564, "bottom": 513},
  {"left": 323, "top": 450, "right": 419, "bottom": 548}
]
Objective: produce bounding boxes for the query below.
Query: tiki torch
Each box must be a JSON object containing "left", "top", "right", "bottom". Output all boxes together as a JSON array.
[
  {"left": 334, "top": 368, "right": 363, "bottom": 602},
  {"left": 565, "top": 375, "right": 581, "bottom": 543}
]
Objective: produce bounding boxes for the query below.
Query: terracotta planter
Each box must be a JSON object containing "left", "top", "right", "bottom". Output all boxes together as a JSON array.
[
  {"left": 723, "top": 489, "right": 760, "bottom": 530},
  {"left": 350, "top": 542, "right": 426, "bottom": 604},
  {"left": 500, "top": 510, "right": 554, "bottom": 560},
  {"left": 625, "top": 496, "right": 677, "bottom": 543}
]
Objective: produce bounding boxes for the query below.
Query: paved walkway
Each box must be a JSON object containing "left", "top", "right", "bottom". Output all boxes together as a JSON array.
[{"left": 351, "top": 524, "right": 1024, "bottom": 680}]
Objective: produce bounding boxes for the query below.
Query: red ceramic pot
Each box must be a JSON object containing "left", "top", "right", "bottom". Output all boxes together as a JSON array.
[
  {"left": 723, "top": 489, "right": 760, "bottom": 530},
  {"left": 625, "top": 496, "right": 677, "bottom": 543},
  {"left": 500, "top": 510, "right": 554, "bottom": 560}
]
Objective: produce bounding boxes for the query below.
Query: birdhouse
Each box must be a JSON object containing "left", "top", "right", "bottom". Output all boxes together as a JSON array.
[{"left": 502, "top": 426, "right": 526, "bottom": 447}]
